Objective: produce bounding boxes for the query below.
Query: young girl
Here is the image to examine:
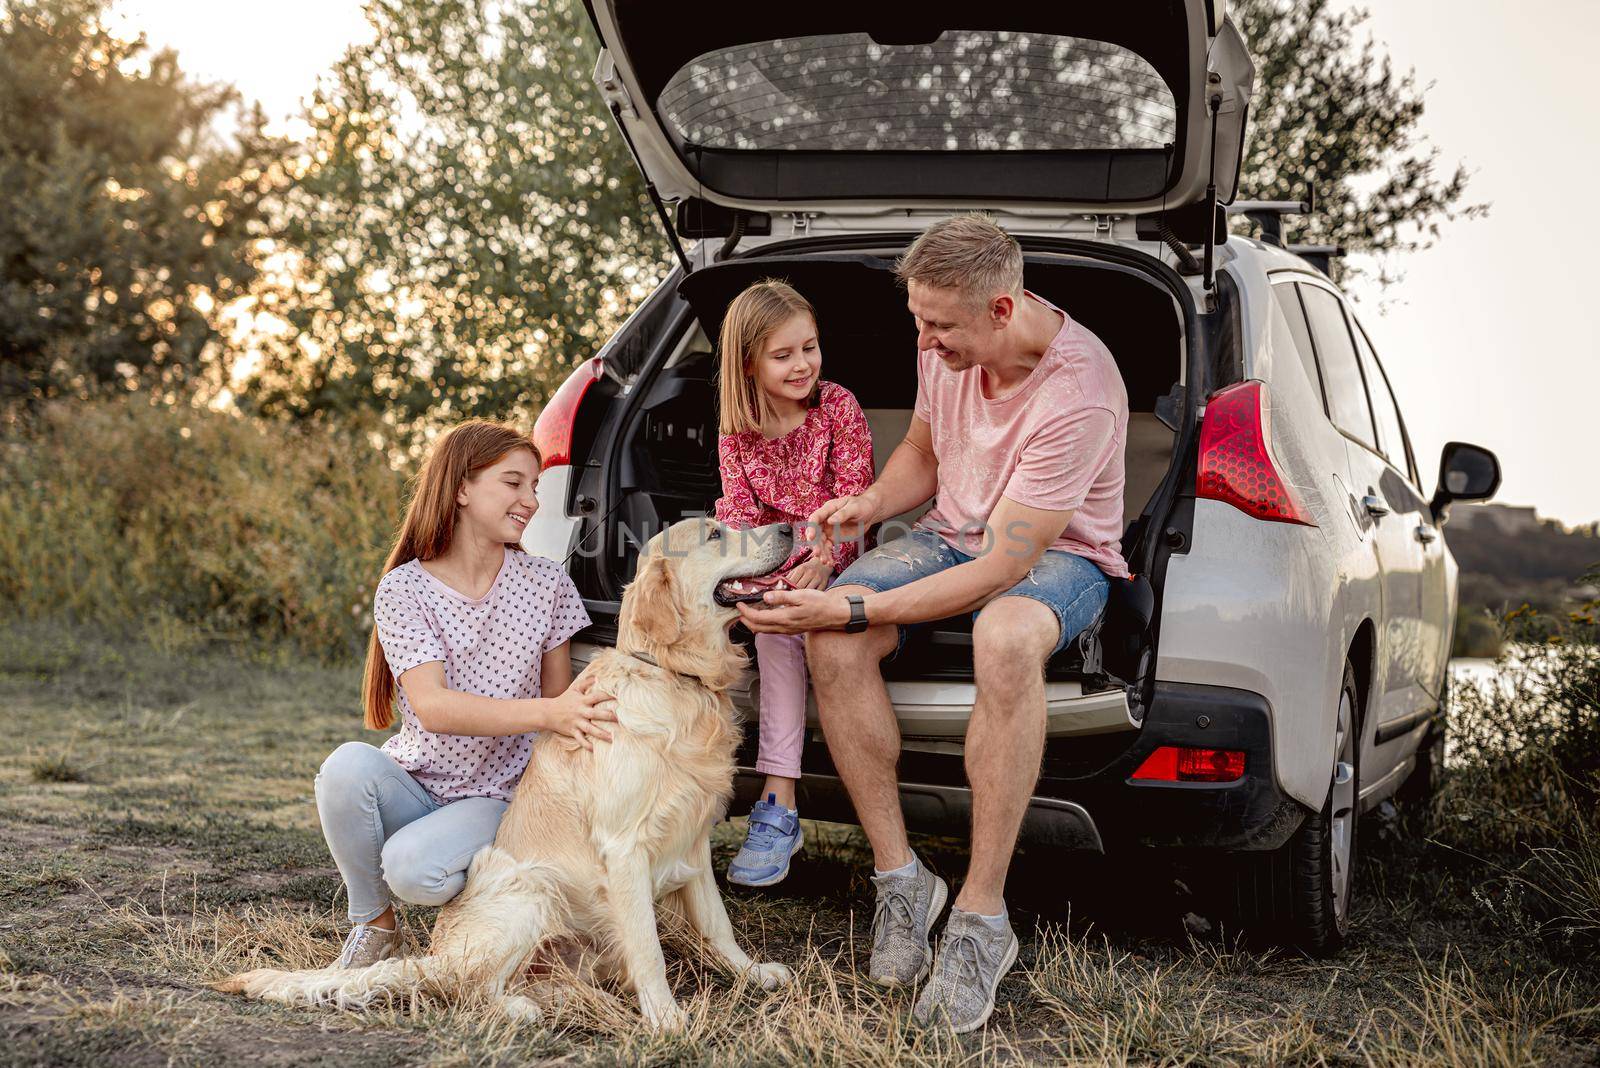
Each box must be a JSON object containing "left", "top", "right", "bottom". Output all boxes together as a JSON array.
[
  {"left": 715, "top": 280, "right": 874, "bottom": 887},
  {"left": 316, "top": 421, "right": 615, "bottom": 968}
]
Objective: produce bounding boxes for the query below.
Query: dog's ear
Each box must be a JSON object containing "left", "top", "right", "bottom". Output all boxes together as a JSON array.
[{"left": 622, "top": 551, "right": 682, "bottom": 646}]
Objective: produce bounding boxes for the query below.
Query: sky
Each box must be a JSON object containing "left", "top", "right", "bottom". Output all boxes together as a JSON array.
[{"left": 110, "top": 0, "right": 1600, "bottom": 528}]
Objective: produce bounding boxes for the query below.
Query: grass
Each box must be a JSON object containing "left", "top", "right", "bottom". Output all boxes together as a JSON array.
[
  {"left": 28, "top": 753, "right": 89, "bottom": 784},
  {"left": 2, "top": 620, "right": 1598, "bottom": 1066}
]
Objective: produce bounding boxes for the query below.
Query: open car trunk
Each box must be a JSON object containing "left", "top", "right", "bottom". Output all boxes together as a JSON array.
[
  {"left": 586, "top": 0, "right": 1254, "bottom": 217},
  {"left": 573, "top": 246, "right": 1187, "bottom": 711}
]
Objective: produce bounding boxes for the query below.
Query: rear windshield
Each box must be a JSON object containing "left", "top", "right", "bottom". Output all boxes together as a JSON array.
[{"left": 658, "top": 31, "right": 1178, "bottom": 153}]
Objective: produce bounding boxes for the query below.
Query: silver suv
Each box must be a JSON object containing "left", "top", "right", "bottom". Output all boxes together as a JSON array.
[{"left": 521, "top": 2, "right": 1501, "bottom": 954}]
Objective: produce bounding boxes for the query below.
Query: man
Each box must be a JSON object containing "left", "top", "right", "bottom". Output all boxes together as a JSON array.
[{"left": 736, "top": 213, "right": 1129, "bottom": 1033}]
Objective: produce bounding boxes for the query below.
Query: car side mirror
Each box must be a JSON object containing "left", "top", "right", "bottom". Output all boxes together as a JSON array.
[{"left": 1430, "top": 441, "right": 1501, "bottom": 521}]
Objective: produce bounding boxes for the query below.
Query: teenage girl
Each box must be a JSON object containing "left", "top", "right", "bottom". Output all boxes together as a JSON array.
[
  {"left": 316, "top": 421, "right": 615, "bottom": 967},
  {"left": 714, "top": 280, "right": 874, "bottom": 886}
]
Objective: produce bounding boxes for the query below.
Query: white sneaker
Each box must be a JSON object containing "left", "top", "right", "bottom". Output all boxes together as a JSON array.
[{"left": 332, "top": 921, "right": 401, "bottom": 969}]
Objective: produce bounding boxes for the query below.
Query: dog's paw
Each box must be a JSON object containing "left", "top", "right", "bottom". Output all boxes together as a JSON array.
[
  {"left": 494, "top": 993, "right": 545, "bottom": 1025},
  {"left": 210, "top": 969, "right": 281, "bottom": 996},
  {"left": 747, "top": 961, "right": 793, "bottom": 991},
  {"left": 639, "top": 992, "right": 687, "bottom": 1032}
]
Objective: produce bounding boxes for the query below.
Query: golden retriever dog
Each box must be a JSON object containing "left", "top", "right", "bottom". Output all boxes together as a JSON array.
[{"left": 215, "top": 518, "right": 798, "bottom": 1029}]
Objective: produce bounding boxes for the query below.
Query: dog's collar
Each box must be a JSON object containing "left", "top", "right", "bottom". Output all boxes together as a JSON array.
[{"left": 620, "top": 649, "right": 709, "bottom": 687}]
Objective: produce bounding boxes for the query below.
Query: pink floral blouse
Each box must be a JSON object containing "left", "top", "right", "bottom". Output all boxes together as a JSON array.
[{"left": 715, "top": 381, "right": 875, "bottom": 574}]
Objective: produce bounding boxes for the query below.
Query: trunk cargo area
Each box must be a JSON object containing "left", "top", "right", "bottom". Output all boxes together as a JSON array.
[{"left": 575, "top": 248, "right": 1187, "bottom": 694}]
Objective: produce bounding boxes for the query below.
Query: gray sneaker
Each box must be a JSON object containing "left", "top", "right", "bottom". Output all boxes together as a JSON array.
[
  {"left": 911, "top": 909, "right": 1020, "bottom": 1034},
  {"left": 867, "top": 858, "right": 948, "bottom": 987},
  {"left": 332, "top": 921, "right": 402, "bottom": 969}
]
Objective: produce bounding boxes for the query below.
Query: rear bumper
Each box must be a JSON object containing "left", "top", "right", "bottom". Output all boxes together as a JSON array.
[
  {"left": 733, "top": 681, "right": 1308, "bottom": 854},
  {"left": 569, "top": 638, "right": 1138, "bottom": 739}
]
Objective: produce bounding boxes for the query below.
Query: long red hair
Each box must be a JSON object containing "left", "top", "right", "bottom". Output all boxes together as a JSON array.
[{"left": 362, "top": 421, "right": 539, "bottom": 731}]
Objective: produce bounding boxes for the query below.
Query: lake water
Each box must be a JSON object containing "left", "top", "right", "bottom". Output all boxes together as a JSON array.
[{"left": 1451, "top": 656, "right": 1501, "bottom": 688}]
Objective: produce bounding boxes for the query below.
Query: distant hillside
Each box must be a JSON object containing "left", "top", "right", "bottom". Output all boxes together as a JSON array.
[{"left": 1444, "top": 504, "right": 1599, "bottom": 655}]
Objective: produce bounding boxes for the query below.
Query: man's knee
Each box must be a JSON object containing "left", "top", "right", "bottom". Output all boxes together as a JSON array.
[
  {"left": 972, "top": 599, "right": 1057, "bottom": 694},
  {"left": 805, "top": 618, "right": 895, "bottom": 686}
]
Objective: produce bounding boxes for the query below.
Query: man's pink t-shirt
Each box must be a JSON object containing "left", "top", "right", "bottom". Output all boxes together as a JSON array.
[
  {"left": 372, "top": 547, "right": 591, "bottom": 804},
  {"left": 913, "top": 291, "right": 1130, "bottom": 579}
]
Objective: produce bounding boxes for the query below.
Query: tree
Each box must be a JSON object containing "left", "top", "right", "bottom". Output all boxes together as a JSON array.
[
  {"left": 0, "top": 0, "right": 286, "bottom": 409},
  {"left": 1234, "top": 0, "right": 1486, "bottom": 282},
  {"left": 242, "top": 0, "right": 668, "bottom": 431}
]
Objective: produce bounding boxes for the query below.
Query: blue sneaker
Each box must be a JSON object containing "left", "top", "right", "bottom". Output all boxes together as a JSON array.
[{"left": 727, "top": 795, "right": 803, "bottom": 887}]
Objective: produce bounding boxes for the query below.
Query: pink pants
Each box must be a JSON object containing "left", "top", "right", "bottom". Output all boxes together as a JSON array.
[{"left": 753, "top": 632, "right": 807, "bottom": 779}]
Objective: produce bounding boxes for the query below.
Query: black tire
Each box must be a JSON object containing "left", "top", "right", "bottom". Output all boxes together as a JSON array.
[{"left": 1232, "top": 661, "right": 1361, "bottom": 956}]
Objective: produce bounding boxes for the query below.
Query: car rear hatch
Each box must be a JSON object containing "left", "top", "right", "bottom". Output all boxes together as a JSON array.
[{"left": 583, "top": 0, "right": 1254, "bottom": 219}]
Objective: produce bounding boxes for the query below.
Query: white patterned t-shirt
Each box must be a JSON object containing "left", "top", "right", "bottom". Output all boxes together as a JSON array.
[{"left": 372, "top": 547, "right": 591, "bottom": 803}]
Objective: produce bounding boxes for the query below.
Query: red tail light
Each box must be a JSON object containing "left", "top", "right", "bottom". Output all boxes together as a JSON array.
[
  {"left": 1132, "top": 746, "right": 1246, "bottom": 783},
  {"left": 533, "top": 357, "right": 604, "bottom": 467},
  {"left": 1197, "top": 380, "right": 1314, "bottom": 525}
]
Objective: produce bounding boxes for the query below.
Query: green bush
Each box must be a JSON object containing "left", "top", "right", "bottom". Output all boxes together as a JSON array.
[
  {"left": 0, "top": 397, "right": 407, "bottom": 660},
  {"left": 1451, "top": 606, "right": 1504, "bottom": 658},
  {"left": 1433, "top": 578, "right": 1600, "bottom": 953}
]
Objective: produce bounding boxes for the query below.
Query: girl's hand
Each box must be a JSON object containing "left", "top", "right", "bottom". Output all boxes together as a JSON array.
[
  {"left": 539, "top": 673, "right": 618, "bottom": 751},
  {"left": 809, "top": 490, "right": 878, "bottom": 559},
  {"left": 784, "top": 558, "right": 834, "bottom": 591}
]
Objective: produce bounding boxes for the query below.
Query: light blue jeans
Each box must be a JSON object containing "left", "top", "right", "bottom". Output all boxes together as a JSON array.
[
  {"left": 314, "top": 741, "right": 508, "bottom": 924},
  {"left": 832, "top": 529, "right": 1110, "bottom": 657}
]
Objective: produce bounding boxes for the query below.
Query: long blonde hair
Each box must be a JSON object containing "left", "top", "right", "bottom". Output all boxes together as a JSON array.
[
  {"left": 362, "top": 421, "right": 539, "bottom": 730},
  {"left": 717, "top": 279, "right": 819, "bottom": 436}
]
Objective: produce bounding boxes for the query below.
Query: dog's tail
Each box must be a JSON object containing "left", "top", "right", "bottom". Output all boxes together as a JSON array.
[{"left": 212, "top": 846, "right": 574, "bottom": 1012}]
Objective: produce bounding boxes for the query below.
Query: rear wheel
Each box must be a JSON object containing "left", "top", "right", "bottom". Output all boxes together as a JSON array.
[{"left": 1233, "top": 661, "right": 1360, "bottom": 955}]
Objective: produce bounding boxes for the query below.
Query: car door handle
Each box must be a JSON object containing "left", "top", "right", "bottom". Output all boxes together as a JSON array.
[
  {"left": 1415, "top": 524, "right": 1437, "bottom": 544},
  {"left": 1361, "top": 494, "right": 1389, "bottom": 518}
]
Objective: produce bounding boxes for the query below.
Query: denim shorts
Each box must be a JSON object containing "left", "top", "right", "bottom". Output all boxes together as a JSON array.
[{"left": 829, "top": 528, "right": 1110, "bottom": 658}]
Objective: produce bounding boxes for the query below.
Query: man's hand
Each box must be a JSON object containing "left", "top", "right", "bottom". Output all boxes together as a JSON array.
[
  {"left": 809, "top": 489, "right": 880, "bottom": 562},
  {"left": 736, "top": 588, "right": 853, "bottom": 634}
]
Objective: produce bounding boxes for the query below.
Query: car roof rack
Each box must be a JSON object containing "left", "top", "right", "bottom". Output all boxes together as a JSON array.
[
  {"left": 1286, "top": 244, "right": 1346, "bottom": 276},
  {"left": 1225, "top": 195, "right": 1314, "bottom": 248}
]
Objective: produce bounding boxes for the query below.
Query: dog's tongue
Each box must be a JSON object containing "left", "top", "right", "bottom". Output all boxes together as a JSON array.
[
  {"left": 715, "top": 572, "right": 792, "bottom": 603},
  {"left": 715, "top": 548, "right": 812, "bottom": 605}
]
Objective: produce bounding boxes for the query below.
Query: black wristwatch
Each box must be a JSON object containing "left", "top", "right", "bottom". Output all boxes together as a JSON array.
[{"left": 844, "top": 594, "right": 869, "bottom": 633}]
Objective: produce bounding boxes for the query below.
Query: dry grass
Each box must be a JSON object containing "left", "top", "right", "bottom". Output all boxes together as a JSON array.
[
  {"left": 112, "top": 889, "right": 1029, "bottom": 1066},
  {"left": 2, "top": 621, "right": 1598, "bottom": 1065},
  {"left": 1024, "top": 927, "right": 1330, "bottom": 1064},
  {"left": 27, "top": 753, "right": 89, "bottom": 784},
  {"left": 1359, "top": 953, "right": 1600, "bottom": 1067},
  {"left": 22, "top": 890, "right": 1592, "bottom": 1068}
]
